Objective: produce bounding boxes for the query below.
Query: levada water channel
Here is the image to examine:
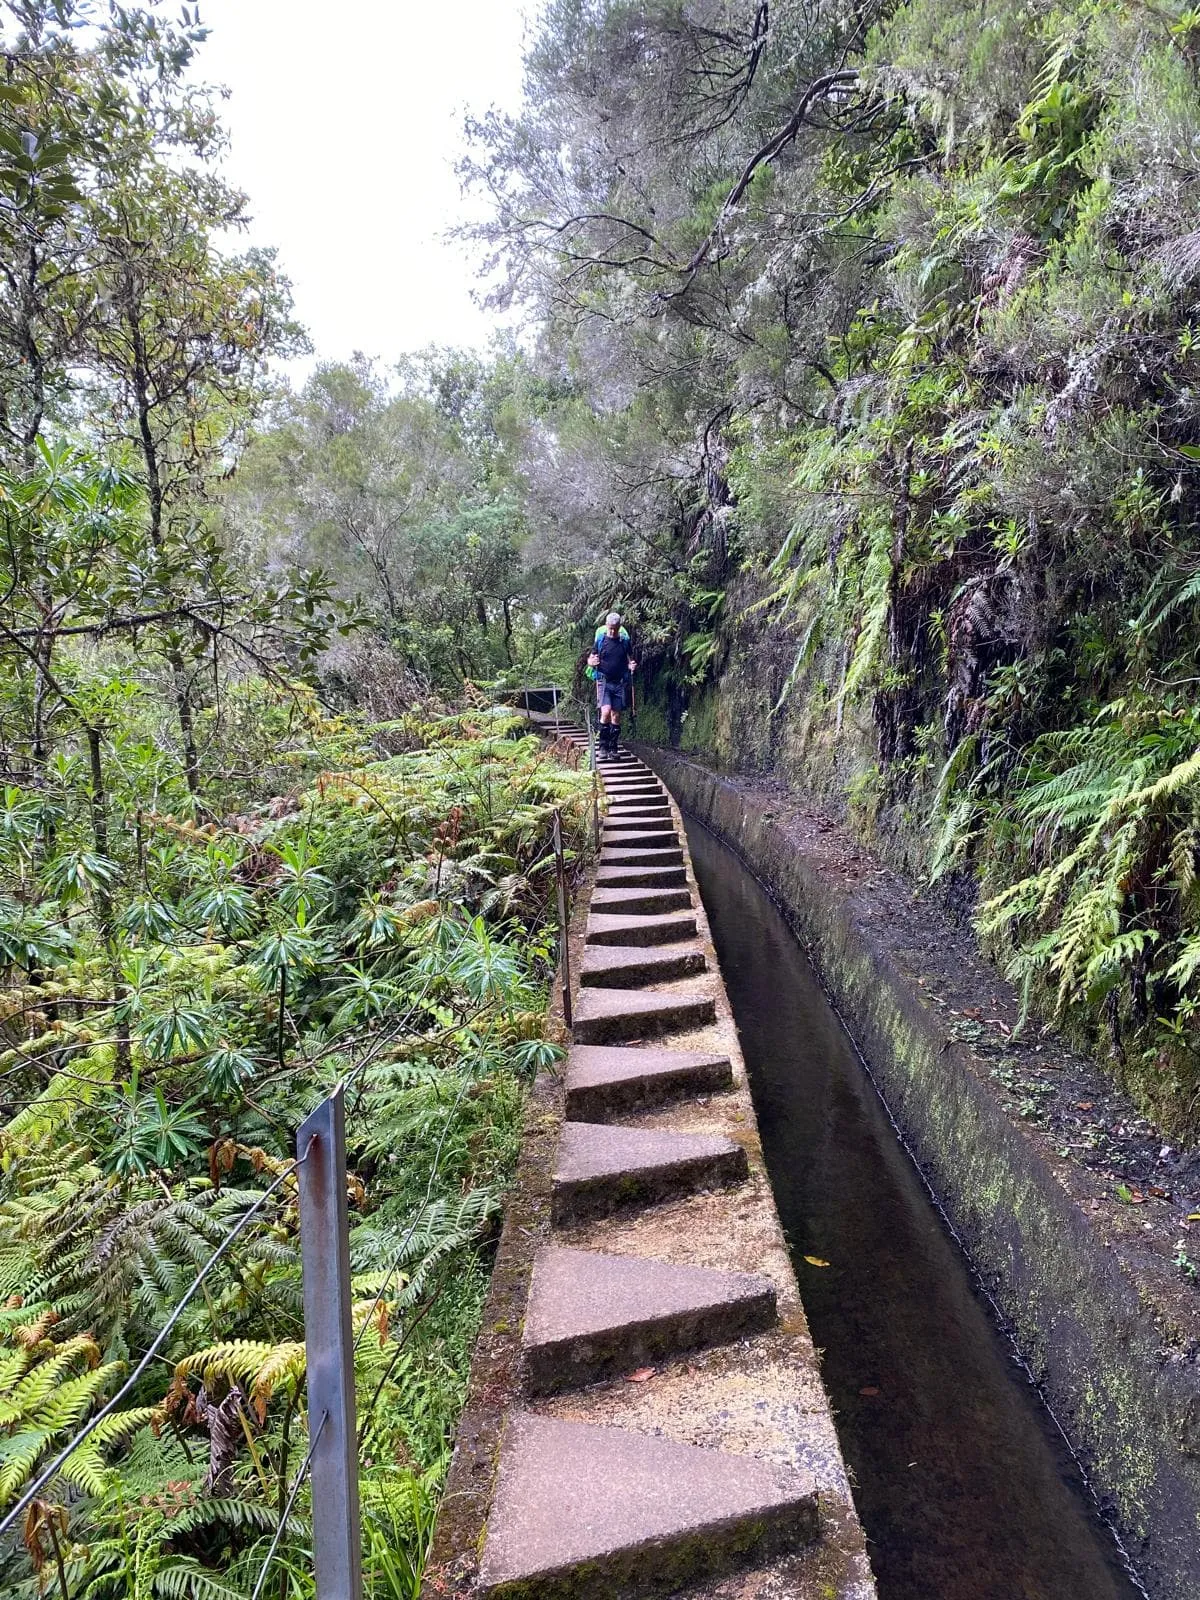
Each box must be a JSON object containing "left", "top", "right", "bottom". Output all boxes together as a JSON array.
[{"left": 684, "top": 814, "right": 1147, "bottom": 1600}]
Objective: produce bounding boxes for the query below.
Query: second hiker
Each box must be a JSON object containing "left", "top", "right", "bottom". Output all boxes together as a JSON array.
[{"left": 588, "top": 611, "right": 637, "bottom": 760}]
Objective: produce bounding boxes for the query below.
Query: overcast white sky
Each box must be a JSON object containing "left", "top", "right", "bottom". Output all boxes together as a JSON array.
[{"left": 190, "top": 1, "right": 531, "bottom": 375}]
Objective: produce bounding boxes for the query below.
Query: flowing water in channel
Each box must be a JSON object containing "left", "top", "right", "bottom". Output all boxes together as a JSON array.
[{"left": 684, "top": 816, "right": 1146, "bottom": 1600}]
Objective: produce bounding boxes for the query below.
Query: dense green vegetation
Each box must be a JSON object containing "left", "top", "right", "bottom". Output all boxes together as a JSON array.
[
  {"left": 0, "top": 5, "right": 589, "bottom": 1594},
  {"left": 0, "top": 694, "right": 587, "bottom": 1596},
  {"left": 464, "top": 0, "right": 1200, "bottom": 1135},
  {"left": 9, "top": 0, "right": 1200, "bottom": 1587}
]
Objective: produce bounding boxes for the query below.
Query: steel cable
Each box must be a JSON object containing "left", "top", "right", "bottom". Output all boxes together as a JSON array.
[{"left": 0, "top": 1142, "right": 313, "bottom": 1539}]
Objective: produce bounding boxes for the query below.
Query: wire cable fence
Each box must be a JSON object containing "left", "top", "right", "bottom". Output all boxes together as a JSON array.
[
  {"left": 248, "top": 1409, "right": 328, "bottom": 1600},
  {"left": 0, "top": 1148, "right": 311, "bottom": 1541}
]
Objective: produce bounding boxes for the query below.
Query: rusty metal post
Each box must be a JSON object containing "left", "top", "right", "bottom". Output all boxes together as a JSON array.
[
  {"left": 298, "top": 1085, "right": 362, "bottom": 1600},
  {"left": 552, "top": 808, "right": 572, "bottom": 1028}
]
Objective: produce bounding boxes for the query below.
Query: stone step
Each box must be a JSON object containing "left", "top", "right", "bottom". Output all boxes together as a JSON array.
[
  {"left": 580, "top": 942, "right": 706, "bottom": 989},
  {"left": 585, "top": 910, "right": 697, "bottom": 946},
  {"left": 599, "top": 845, "right": 685, "bottom": 866},
  {"left": 552, "top": 1121, "right": 748, "bottom": 1223},
  {"left": 602, "top": 774, "right": 661, "bottom": 788},
  {"left": 476, "top": 1413, "right": 817, "bottom": 1599},
  {"left": 603, "top": 792, "right": 664, "bottom": 807},
  {"left": 521, "top": 1246, "right": 777, "bottom": 1394},
  {"left": 565, "top": 1041, "right": 733, "bottom": 1119},
  {"left": 571, "top": 984, "right": 715, "bottom": 1042},
  {"left": 597, "top": 829, "right": 680, "bottom": 850},
  {"left": 589, "top": 884, "right": 692, "bottom": 915},
  {"left": 601, "top": 815, "right": 676, "bottom": 835},
  {"left": 594, "top": 863, "right": 686, "bottom": 889}
]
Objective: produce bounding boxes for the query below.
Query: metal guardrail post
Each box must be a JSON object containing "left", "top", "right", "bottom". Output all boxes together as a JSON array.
[
  {"left": 552, "top": 808, "right": 573, "bottom": 1028},
  {"left": 298, "top": 1085, "right": 362, "bottom": 1600}
]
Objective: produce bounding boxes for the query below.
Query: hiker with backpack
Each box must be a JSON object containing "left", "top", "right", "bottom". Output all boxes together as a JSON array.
[{"left": 587, "top": 611, "right": 637, "bottom": 760}]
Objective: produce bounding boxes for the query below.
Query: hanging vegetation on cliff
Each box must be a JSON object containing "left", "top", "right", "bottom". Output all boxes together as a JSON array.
[{"left": 466, "top": 0, "right": 1200, "bottom": 1132}]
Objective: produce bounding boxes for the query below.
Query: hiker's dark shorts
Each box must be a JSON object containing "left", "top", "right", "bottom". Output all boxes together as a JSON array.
[{"left": 599, "top": 680, "right": 627, "bottom": 711}]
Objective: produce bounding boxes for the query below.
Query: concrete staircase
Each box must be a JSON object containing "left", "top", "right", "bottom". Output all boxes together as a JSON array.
[{"left": 469, "top": 733, "right": 874, "bottom": 1600}]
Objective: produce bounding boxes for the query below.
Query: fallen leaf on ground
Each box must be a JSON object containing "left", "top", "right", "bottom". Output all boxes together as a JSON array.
[
  {"left": 859, "top": 1386, "right": 881, "bottom": 1397},
  {"left": 803, "top": 1255, "right": 831, "bottom": 1268},
  {"left": 625, "top": 1367, "right": 655, "bottom": 1383}
]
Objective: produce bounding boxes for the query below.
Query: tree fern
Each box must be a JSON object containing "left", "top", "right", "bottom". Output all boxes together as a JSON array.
[
  {"left": 172, "top": 1338, "right": 306, "bottom": 1420},
  {"left": 0, "top": 1315, "right": 159, "bottom": 1507}
]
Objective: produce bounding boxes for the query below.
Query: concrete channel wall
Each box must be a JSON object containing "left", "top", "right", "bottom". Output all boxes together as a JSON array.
[
  {"left": 422, "top": 733, "right": 875, "bottom": 1600},
  {"left": 645, "top": 747, "right": 1200, "bottom": 1600}
]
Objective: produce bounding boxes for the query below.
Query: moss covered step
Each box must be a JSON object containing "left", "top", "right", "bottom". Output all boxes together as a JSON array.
[
  {"left": 588, "top": 884, "right": 693, "bottom": 916},
  {"left": 570, "top": 983, "right": 714, "bottom": 1042},
  {"left": 579, "top": 942, "right": 706, "bottom": 989},
  {"left": 520, "top": 1246, "right": 776, "bottom": 1394},
  {"left": 476, "top": 1413, "right": 818, "bottom": 1600},
  {"left": 594, "top": 863, "right": 686, "bottom": 890},
  {"left": 585, "top": 909, "right": 697, "bottom": 946},
  {"left": 551, "top": 1121, "right": 748, "bottom": 1223},
  {"left": 565, "top": 1041, "right": 733, "bottom": 1120}
]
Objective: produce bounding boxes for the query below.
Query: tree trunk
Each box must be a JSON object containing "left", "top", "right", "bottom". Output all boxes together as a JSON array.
[
  {"left": 87, "top": 725, "right": 129, "bottom": 1072},
  {"left": 128, "top": 293, "right": 202, "bottom": 799}
]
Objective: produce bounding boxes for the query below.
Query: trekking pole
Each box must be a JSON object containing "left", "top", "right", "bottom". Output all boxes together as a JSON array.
[
  {"left": 552, "top": 808, "right": 572, "bottom": 1028},
  {"left": 592, "top": 766, "right": 601, "bottom": 853}
]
